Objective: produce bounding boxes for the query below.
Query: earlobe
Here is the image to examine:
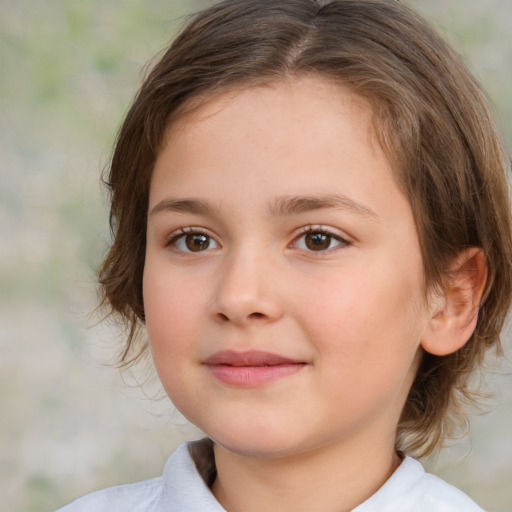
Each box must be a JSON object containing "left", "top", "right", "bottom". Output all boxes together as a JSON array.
[{"left": 421, "top": 248, "right": 487, "bottom": 356}]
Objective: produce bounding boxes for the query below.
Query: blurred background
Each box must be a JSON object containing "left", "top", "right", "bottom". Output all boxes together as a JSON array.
[{"left": 1, "top": 1, "right": 511, "bottom": 511}]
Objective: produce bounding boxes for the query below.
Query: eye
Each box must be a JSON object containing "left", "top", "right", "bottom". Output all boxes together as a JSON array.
[
  {"left": 169, "top": 229, "right": 220, "bottom": 253},
  {"left": 292, "top": 228, "right": 349, "bottom": 252}
]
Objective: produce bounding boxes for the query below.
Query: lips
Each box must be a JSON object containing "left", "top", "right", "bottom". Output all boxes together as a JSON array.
[{"left": 204, "top": 350, "right": 306, "bottom": 387}]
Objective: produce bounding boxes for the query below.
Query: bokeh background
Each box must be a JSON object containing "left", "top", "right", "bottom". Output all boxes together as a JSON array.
[{"left": 1, "top": 1, "right": 511, "bottom": 511}]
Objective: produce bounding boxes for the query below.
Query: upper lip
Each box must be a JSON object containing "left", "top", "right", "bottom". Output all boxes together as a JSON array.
[{"left": 204, "top": 350, "right": 303, "bottom": 367}]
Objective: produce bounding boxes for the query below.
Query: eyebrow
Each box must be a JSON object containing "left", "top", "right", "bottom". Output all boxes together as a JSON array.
[
  {"left": 268, "top": 194, "right": 379, "bottom": 220},
  {"left": 149, "top": 194, "right": 379, "bottom": 220},
  {"left": 149, "top": 198, "right": 215, "bottom": 217}
]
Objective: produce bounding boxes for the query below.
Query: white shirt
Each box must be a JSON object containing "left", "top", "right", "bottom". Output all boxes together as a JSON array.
[{"left": 56, "top": 440, "right": 485, "bottom": 512}]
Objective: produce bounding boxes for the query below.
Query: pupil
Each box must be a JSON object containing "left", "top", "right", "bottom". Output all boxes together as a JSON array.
[
  {"left": 186, "top": 234, "right": 209, "bottom": 252},
  {"left": 305, "top": 232, "right": 330, "bottom": 251}
]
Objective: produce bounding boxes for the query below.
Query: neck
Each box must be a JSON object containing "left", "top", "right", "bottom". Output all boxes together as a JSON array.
[{"left": 211, "top": 434, "right": 401, "bottom": 512}]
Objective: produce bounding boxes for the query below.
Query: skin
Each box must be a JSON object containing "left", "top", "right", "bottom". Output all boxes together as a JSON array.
[{"left": 143, "top": 77, "right": 469, "bottom": 511}]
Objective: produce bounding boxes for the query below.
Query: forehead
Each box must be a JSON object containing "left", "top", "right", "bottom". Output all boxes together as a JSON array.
[
  {"left": 165, "top": 76, "right": 377, "bottom": 149},
  {"left": 158, "top": 76, "right": 381, "bottom": 183}
]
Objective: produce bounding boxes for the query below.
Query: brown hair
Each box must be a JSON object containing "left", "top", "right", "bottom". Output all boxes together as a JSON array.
[{"left": 99, "top": 0, "right": 512, "bottom": 457}]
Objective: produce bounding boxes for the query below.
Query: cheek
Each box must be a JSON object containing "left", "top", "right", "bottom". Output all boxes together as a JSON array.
[
  {"left": 143, "top": 282, "right": 203, "bottom": 411},
  {"left": 143, "top": 264, "right": 203, "bottom": 368},
  {"left": 306, "top": 269, "right": 425, "bottom": 416},
  {"left": 295, "top": 258, "right": 427, "bottom": 359}
]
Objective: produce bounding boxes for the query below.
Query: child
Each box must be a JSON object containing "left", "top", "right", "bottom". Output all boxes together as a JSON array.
[{"left": 57, "top": 0, "right": 512, "bottom": 510}]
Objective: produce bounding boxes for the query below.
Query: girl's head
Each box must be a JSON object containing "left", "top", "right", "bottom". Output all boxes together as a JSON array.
[{"left": 99, "top": 0, "right": 512, "bottom": 457}]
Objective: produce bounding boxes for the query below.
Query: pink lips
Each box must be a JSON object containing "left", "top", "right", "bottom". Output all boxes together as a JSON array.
[{"left": 204, "top": 350, "right": 306, "bottom": 387}]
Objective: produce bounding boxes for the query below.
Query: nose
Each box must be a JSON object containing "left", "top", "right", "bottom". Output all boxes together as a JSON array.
[{"left": 211, "top": 248, "right": 284, "bottom": 326}]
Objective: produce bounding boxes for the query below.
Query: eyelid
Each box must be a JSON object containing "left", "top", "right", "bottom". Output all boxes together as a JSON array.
[
  {"left": 162, "top": 224, "right": 351, "bottom": 253},
  {"left": 165, "top": 226, "right": 221, "bottom": 252},
  {"left": 290, "top": 225, "right": 352, "bottom": 252}
]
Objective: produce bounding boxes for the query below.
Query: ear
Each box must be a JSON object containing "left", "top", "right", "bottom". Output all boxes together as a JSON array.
[{"left": 421, "top": 248, "right": 487, "bottom": 356}]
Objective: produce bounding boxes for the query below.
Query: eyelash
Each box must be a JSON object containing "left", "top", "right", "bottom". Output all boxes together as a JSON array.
[
  {"left": 165, "top": 226, "right": 351, "bottom": 253},
  {"left": 165, "top": 227, "right": 220, "bottom": 253},
  {"left": 291, "top": 226, "right": 351, "bottom": 253}
]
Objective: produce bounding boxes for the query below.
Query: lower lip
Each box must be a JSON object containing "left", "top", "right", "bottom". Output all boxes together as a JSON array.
[{"left": 206, "top": 363, "right": 305, "bottom": 387}]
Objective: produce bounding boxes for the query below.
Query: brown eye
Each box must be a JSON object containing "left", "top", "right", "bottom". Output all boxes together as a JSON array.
[
  {"left": 304, "top": 232, "right": 332, "bottom": 251},
  {"left": 185, "top": 233, "right": 210, "bottom": 252},
  {"left": 292, "top": 229, "right": 348, "bottom": 252},
  {"left": 171, "top": 230, "right": 220, "bottom": 253}
]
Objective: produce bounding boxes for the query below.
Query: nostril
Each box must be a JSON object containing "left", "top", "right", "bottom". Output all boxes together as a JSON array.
[
  {"left": 215, "top": 311, "right": 267, "bottom": 323},
  {"left": 217, "top": 312, "right": 230, "bottom": 322}
]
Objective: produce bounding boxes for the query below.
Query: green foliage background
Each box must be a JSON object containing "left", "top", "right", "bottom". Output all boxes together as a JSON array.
[{"left": 1, "top": 1, "right": 511, "bottom": 510}]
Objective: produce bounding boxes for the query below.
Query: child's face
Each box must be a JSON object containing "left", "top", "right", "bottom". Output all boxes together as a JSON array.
[{"left": 144, "top": 77, "right": 434, "bottom": 458}]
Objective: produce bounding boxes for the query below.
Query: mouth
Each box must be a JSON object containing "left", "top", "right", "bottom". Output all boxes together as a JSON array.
[{"left": 203, "top": 350, "right": 306, "bottom": 387}]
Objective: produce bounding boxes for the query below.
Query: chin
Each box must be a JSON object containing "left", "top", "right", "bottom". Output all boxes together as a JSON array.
[
  {"left": 215, "top": 438, "right": 299, "bottom": 459},
  {"left": 206, "top": 424, "right": 312, "bottom": 460}
]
